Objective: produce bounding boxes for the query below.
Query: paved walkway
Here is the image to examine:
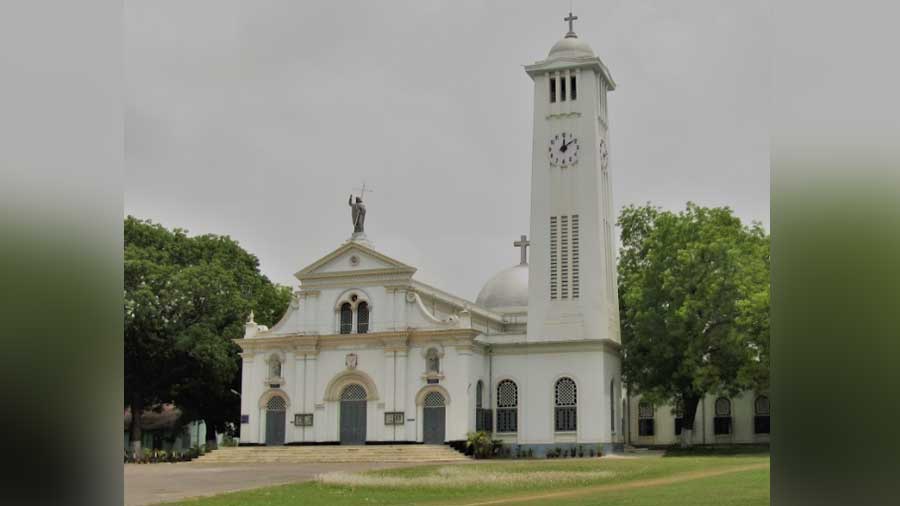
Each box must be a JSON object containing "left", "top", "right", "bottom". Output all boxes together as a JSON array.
[{"left": 124, "top": 461, "right": 416, "bottom": 506}]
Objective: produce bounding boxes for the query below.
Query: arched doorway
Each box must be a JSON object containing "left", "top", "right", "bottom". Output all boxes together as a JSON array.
[
  {"left": 265, "top": 396, "right": 286, "bottom": 446},
  {"left": 340, "top": 384, "right": 367, "bottom": 445},
  {"left": 423, "top": 391, "right": 446, "bottom": 444}
]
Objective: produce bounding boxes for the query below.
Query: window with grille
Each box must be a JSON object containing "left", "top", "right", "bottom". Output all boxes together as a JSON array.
[
  {"left": 554, "top": 377, "right": 577, "bottom": 432},
  {"left": 475, "top": 381, "right": 492, "bottom": 432},
  {"left": 561, "top": 216, "right": 569, "bottom": 299},
  {"left": 384, "top": 412, "right": 404, "bottom": 425},
  {"left": 571, "top": 215, "right": 580, "bottom": 298},
  {"left": 356, "top": 302, "right": 369, "bottom": 334},
  {"left": 714, "top": 397, "right": 732, "bottom": 435},
  {"left": 266, "top": 396, "right": 286, "bottom": 411},
  {"left": 294, "top": 413, "right": 313, "bottom": 427},
  {"left": 496, "top": 380, "right": 518, "bottom": 433},
  {"left": 638, "top": 401, "right": 655, "bottom": 436},
  {"left": 754, "top": 395, "right": 771, "bottom": 434},
  {"left": 340, "top": 384, "right": 367, "bottom": 401},
  {"left": 550, "top": 217, "right": 558, "bottom": 299},
  {"left": 340, "top": 303, "right": 353, "bottom": 334},
  {"left": 424, "top": 391, "right": 445, "bottom": 408}
]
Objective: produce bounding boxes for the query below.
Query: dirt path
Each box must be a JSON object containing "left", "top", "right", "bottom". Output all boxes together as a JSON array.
[{"left": 456, "top": 462, "right": 769, "bottom": 506}]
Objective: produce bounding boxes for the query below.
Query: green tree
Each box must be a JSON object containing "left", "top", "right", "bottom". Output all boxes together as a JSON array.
[
  {"left": 617, "top": 203, "right": 769, "bottom": 447},
  {"left": 124, "top": 217, "right": 290, "bottom": 456}
]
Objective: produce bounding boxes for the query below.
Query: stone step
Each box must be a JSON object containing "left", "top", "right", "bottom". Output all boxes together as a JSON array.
[{"left": 193, "top": 445, "right": 469, "bottom": 464}]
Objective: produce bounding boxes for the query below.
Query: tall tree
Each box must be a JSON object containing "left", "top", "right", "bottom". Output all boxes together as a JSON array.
[
  {"left": 618, "top": 203, "right": 769, "bottom": 447},
  {"left": 124, "top": 217, "right": 290, "bottom": 456}
]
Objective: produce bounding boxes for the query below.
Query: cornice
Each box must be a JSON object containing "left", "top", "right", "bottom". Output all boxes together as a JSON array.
[
  {"left": 524, "top": 57, "right": 616, "bottom": 90},
  {"left": 233, "top": 328, "right": 481, "bottom": 353},
  {"left": 489, "top": 338, "right": 622, "bottom": 356},
  {"left": 298, "top": 267, "right": 415, "bottom": 282}
]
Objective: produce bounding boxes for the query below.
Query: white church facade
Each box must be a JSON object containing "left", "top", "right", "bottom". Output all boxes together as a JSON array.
[
  {"left": 236, "top": 17, "right": 623, "bottom": 455},
  {"left": 235, "top": 15, "right": 769, "bottom": 454}
]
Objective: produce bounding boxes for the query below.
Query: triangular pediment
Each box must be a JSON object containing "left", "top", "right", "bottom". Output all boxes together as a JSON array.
[{"left": 294, "top": 240, "right": 417, "bottom": 281}]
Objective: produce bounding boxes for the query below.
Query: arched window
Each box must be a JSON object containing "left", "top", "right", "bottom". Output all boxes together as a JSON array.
[
  {"left": 638, "top": 401, "right": 655, "bottom": 436},
  {"left": 356, "top": 302, "right": 369, "bottom": 334},
  {"left": 714, "top": 397, "right": 732, "bottom": 435},
  {"left": 475, "top": 380, "right": 489, "bottom": 432},
  {"left": 754, "top": 395, "right": 770, "bottom": 434},
  {"left": 609, "top": 379, "right": 616, "bottom": 434},
  {"left": 555, "top": 377, "right": 577, "bottom": 432},
  {"left": 426, "top": 348, "right": 440, "bottom": 373},
  {"left": 340, "top": 303, "right": 353, "bottom": 334},
  {"left": 496, "top": 380, "right": 518, "bottom": 433},
  {"left": 268, "top": 355, "right": 282, "bottom": 379},
  {"left": 340, "top": 383, "right": 368, "bottom": 401},
  {"left": 266, "top": 395, "right": 286, "bottom": 411}
]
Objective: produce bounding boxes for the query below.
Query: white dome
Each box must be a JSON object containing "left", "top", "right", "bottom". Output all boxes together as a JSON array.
[
  {"left": 475, "top": 264, "right": 529, "bottom": 313},
  {"left": 548, "top": 36, "right": 594, "bottom": 59}
]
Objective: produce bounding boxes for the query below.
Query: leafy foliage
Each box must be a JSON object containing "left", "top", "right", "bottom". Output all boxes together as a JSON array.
[
  {"left": 466, "top": 431, "right": 494, "bottom": 459},
  {"left": 124, "top": 216, "right": 291, "bottom": 451},
  {"left": 617, "top": 203, "right": 769, "bottom": 436}
]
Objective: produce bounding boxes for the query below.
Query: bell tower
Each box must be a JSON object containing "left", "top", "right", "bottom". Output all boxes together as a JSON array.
[{"left": 525, "top": 13, "right": 620, "bottom": 344}]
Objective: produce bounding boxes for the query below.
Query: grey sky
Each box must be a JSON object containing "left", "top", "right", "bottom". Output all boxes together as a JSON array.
[{"left": 125, "top": 1, "right": 771, "bottom": 300}]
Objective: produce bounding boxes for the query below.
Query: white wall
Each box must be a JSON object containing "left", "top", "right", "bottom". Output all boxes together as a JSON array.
[{"left": 490, "top": 348, "right": 620, "bottom": 445}]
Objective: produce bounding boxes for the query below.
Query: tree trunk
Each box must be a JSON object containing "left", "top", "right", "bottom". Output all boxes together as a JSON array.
[
  {"left": 205, "top": 421, "right": 218, "bottom": 450},
  {"left": 129, "top": 396, "right": 143, "bottom": 460},
  {"left": 680, "top": 395, "right": 702, "bottom": 448}
]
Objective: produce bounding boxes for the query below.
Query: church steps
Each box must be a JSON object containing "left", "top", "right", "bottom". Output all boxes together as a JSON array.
[{"left": 193, "top": 445, "right": 469, "bottom": 464}]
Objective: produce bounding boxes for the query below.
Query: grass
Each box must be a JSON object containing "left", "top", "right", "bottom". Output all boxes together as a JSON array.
[{"left": 159, "top": 452, "right": 769, "bottom": 506}]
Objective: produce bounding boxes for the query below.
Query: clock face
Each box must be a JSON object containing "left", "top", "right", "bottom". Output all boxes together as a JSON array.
[{"left": 548, "top": 132, "right": 579, "bottom": 167}]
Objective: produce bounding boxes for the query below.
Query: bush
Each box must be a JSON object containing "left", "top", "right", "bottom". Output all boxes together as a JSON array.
[{"left": 466, "top": 431, "right": 494, "bottom": 459}]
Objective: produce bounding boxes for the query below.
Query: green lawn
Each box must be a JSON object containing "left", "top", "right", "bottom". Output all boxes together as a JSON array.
[{"left": 161, "top": 453, "right": 769, "bottom": 506}]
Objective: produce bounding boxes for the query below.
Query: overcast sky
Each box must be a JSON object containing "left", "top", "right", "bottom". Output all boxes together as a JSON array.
[{"left": 125, "top": 1, "right": 771, "bottom": 300}]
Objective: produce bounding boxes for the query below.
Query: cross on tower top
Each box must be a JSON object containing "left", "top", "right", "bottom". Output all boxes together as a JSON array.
[
  {"left": 353, "top": 181, "right": 374, "bottom": 200},
  {"left": 514, "top": 235, "right": 531, "bottom": 265},
  {"left": 564, "top": 11, "right": 578, "bottom": 38}
]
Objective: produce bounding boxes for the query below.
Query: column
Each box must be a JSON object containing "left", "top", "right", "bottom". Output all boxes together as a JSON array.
[{"left": 239, "top": 352, "right": 255, "bottom": 443}]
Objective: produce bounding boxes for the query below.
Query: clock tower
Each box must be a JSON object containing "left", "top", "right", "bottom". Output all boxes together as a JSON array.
[{"left": 525, "top": 13, "right": 620, "bottom": 345}]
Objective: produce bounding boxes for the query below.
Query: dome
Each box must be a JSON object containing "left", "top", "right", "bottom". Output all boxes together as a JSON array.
[
  {"left": 476, "top": 263, "right": 529, "bottom": 313},
  {"left": 548, "top": 36, "right": 594, "bottom": 59}
]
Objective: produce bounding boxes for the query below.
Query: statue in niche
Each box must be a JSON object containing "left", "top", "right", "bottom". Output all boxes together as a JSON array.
[{"left": 426, "top": 348, "right": 440, "bottom": 374}]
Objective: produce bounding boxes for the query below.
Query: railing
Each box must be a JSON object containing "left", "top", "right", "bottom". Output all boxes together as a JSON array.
[
  {"left": 475, "top": 408, "right": 493, "bottom": 432},
  {"left": 554, "top": 406, "right": 577, "bottom": 432},
  {"left": 496, "top": 408, "right": 517, "bottom": 433}
]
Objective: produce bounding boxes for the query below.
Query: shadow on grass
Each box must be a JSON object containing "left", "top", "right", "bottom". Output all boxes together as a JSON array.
[{"left": 661, "top": 444, "right": 770, "bottom": 458}]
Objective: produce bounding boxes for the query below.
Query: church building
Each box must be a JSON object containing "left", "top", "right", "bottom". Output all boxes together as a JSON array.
[{"left": 236, "top": 15, "right": 625, "bottom": 455}]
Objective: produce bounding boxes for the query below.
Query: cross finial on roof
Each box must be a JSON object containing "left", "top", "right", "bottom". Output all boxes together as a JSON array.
[
  {"left": 353, "top": 180, "right": 374, "bottom": 201},
  {"left": 564, "top": 11, "right": 578, "bottom": 38},
  {"left": 514, "top": 235, "right": 531, "bottom": 265}
]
